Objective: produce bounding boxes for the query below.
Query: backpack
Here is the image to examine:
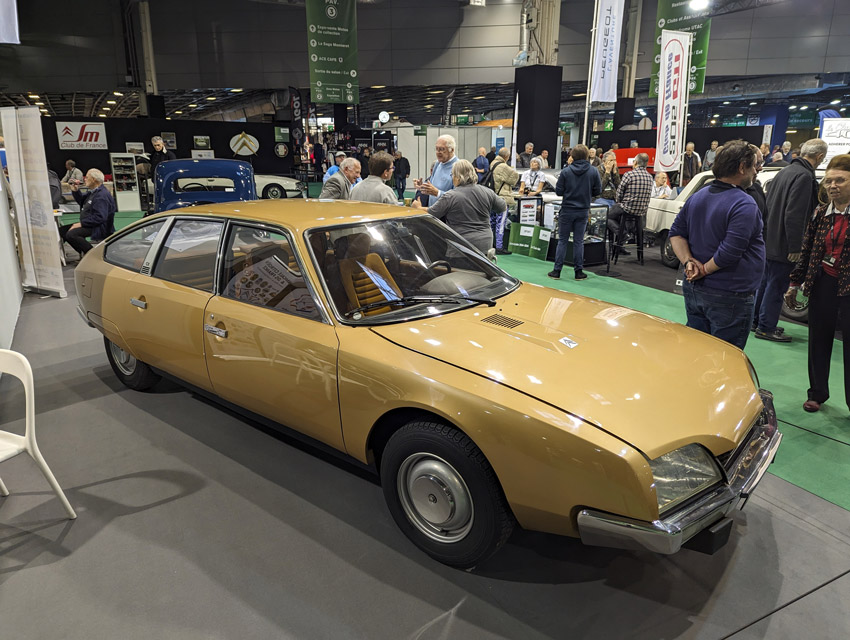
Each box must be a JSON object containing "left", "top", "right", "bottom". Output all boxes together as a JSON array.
[{"left": 480, "top": 166, "right": 497, "bottom": 191}]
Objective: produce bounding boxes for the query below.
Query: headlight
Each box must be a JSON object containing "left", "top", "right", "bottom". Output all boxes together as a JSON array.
[
  {"left": 297, "top": 181, "right": 307, "bottom": 191},
  {"left": 650, "top": 444, "right": 722, "bottom": 515}
]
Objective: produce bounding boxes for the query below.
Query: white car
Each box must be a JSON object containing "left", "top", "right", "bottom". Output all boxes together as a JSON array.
[{"left": 644, "top": 166, "right": 825, "bottom": 269}]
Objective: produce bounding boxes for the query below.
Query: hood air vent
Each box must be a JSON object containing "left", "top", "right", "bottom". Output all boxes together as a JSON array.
[{"left": 481, "top": 313, "right": 524, "bottom": 329}]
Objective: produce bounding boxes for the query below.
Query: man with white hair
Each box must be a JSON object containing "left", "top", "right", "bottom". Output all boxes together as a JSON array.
[
  {"left": 149, "top": 135, "right": 176, "bottom": 173},
  {"left": 781, "top": 141, "right": 793, "bottom": 163},
  {"left": 414, "top": 134, "right": 458, "bottom": 206},
  {"left": 319, "top": 157, "right": 360, "bottom": 199},
  {"left": 766, "top": 151, "right": 788, "bottom": 168},
  {"left": 59, "top": 168, "right": 116, "bottom": 255},
  {"left": 518, "top": 142, "right": 534, "bottom": 169}
]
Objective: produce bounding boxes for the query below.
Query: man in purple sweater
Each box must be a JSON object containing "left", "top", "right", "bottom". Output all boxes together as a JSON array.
[{"left": 669, "top": 141, "right": 765, "bottom": 349}]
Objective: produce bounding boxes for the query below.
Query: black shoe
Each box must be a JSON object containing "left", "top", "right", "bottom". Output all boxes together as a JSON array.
[
  {"left": 547, "top": 270, "right": 561, "bottom": 280},
  {"left": 574, "top": 269, "right": 587, "bottom": 280},
  {"left": 615, "top": 246, "right": 631, "bottom": 255},
  {"left": 496, "top": 248, "right": 511, "bottom": 255},
  {"left": 754, "top": 328, "right": 792, "bottom": 343}
]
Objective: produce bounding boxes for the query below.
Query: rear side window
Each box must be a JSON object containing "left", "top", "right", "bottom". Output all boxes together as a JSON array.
[
  {"left": 153, "top": 220, "right": 224, "bottom": 292},
  {"left": 221, "top": 224, "right": 320, "bottom": 321},
  {"left": 104, "top": 220, "right": 167, "bottom": 272}
]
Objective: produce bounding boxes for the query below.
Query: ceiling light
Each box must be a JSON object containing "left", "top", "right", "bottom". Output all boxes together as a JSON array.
[
  {"left": 689, "top": 0, "right": 710, "bottom": 10},
  {"left": 370, "top": 85, "right": 386, "bottom": 89},
  {"left": 608, "top": 110, "right": 615, "bottom": 114},
  {"left": 230, "top": 88, "right": 243, "bottom": 92},
  {"left": 842, "top": 108, "right": 847, "bottom": 112},
  {"left": 102, "top": 107, "right": 110, "bottom": 111},
  {"left": 710, "top": 119, "right": 716, "bottom": 124},
  {"left": 98, "top": 113, "right": 107, "bottom": 118},
  {"left": 166, "top": 117, "right": 172, "bottom": 120},
  {"left": 750, "top": 102, "right": 757, "bottom": 105},
  {"left": 27, "top": 94, "right": 39, "bottom": 99},
  {"left": 380, "top": 98, "right": 392, "bottom": 102},
  {"left": 113, "top": 91, "right": 123, "bottom": 96},
  {"left": 107, "top": 100, "right": 117, "bottom": 104},
  {"left": 34, "top": 101, "right": 44, "bottom": 106},
  {"left": 789, "top": 105, "right": 797, "bottom": 109},
  {"left": 713, "top": 113, "right": 719, "bottom": 117},
  {"left": 206, "top": 96, "right": 216, "bottom": 101},
  {"left": 786, "top": 129, "right": 797, "bottom": 134},
  {"left": 472, "top": 96, "right": 486, "bottom": 100},
  {"left": 39, "top": 108, "right": 48, "bottom": 112},
  {"left": 800, "top": 105, "right": 808, "bottom": 110},
  {"left": 174, "top": 110, "right": 183, "bottom": 114},
  {"left": 387, "top": 111, "right": 394, "bottom": 114},
  {"left": 573, "top": 92, "right": 587, "bottom": 97},
  {"left": 736, "top": 113, "right": 742, "bottom": 117},
  {"left": 723, "top": 101, "right": 730, "bottom": 105},
  {"left": 687, "top": 112, "right": 691, "bottom": 116},
  {"left": 831, "top": 99, "right": 841, "bottom": 105},
  {"left": 188, "top": 103, "right": 198, "bottom": 107},
  {"left": 427, "top": 90, "right": 445, "bottom": 94}
]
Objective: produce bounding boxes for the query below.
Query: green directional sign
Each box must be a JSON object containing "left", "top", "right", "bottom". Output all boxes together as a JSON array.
[
  {"left": 649, "top": 0, "right": 711, "bottom": 98},
  {"left": 306, "top": 0, "right": 359, "bottom": 104}
]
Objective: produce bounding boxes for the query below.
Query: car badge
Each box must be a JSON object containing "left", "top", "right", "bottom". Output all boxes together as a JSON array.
[{"left": 559, "top": 337, "right": 578, "bottom": 349}]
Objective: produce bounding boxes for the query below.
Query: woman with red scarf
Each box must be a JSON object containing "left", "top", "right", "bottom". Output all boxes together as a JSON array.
[{"left": 787, "top": 154, "right": 850, "bottom": 413}]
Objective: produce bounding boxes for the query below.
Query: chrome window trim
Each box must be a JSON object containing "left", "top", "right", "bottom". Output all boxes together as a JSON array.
[
  {"left": 149, "top": 215, "right": 226, "bottom": 294},
  {"left": 218, "top": 218, "right": 332, "bottom": 325}
]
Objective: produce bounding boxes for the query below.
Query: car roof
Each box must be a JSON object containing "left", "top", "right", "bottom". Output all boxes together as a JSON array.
[{"left": 145, "top": 198, "right": 421, "bottom": 233}]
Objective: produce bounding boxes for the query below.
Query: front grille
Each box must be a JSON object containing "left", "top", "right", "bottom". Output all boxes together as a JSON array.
[{"left": 481, "top": 313, "right": 524, "bottom": 329}]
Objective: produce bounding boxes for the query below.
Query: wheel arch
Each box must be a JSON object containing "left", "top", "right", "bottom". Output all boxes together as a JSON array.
[{"left": 365, "top": 407, "right": 459, "bottom": 472}]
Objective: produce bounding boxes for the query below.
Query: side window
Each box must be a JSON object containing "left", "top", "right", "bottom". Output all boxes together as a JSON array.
[
  {"left": 104, "top": 220, "right": 167, "bottom": 272},
  {"left": 222, "top": 224, "right": 321, "bottom": 321},
  {"left": 152, "top": 219, "right": 223, "bottom": 292}
]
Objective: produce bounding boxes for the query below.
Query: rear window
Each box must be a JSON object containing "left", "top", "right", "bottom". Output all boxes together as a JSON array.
[
  {"left": 174, "top": 178, "right": 235, "bottom": 193},
  {"left": 104, "top": 220, "right": 167, "bottom": 272}
]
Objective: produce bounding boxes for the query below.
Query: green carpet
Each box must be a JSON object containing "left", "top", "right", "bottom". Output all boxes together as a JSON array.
[{"left": 496, "top": 253, "right": 850, "bottom": 511}]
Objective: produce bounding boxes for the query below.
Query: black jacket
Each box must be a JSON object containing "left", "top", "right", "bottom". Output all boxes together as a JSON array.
[
  {"left": 394, "top": 156, "right": 410, "bottom": 178},
  {"left": 150, "top": 148, "right": 176, "bottom": 173},
  {"left": 72, "top": 185, "right": 116, "bottom": 241},
  {"left": 745, "top": 180, "right": 767, "bottom": 219},
  {"left": 763, "top": 158, "right": 819, "bottom": 262},
  {"left": 555, "top": 160, "right": 602, "bottom": 212}
]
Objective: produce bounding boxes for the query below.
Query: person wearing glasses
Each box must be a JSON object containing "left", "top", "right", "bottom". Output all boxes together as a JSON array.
[{"left": 413, "top": 135, "right": 458, "bottom": 206}]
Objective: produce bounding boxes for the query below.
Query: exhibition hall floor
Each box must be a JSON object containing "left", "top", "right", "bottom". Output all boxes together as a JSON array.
[{"left": 1, "top": 262, "right": 850, "bottom": 639}]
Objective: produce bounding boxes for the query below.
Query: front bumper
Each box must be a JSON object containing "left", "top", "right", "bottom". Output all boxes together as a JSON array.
[{"left": 576, "top": 389, "right": 781, "bottom": 554}]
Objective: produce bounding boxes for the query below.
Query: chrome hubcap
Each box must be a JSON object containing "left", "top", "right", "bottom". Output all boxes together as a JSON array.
[
  {"left": 109, "top": 341, "right": 137, "bottom": 376},
  {"left": 397, "top": 454, "right": 473, "bottom": 543}
]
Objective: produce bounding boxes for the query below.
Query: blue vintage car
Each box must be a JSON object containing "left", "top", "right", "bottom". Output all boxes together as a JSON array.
[{"left": 153, "top": 159, "right": 258, "bottom": 213}]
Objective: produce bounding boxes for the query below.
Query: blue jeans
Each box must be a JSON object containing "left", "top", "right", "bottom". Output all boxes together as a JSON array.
[
  {"left": 683, "top": 280, "right": 755, "bottom": 350},
  {"left": 753, "top": 259, "right": 793, "bottom": 332},
  {"left": 553, "top": 209, "right": 588, "bottom": 272},
  {"left": 396, "top": 175, "right": 407, "bottom": 200},
  {"left": 490, "top": 210, "right": 509, "bottom": 249}
]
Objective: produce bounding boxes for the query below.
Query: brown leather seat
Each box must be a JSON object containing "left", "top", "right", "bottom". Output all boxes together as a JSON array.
[{"left": 337, "top": 233, "right": 401, "bottom": 316}]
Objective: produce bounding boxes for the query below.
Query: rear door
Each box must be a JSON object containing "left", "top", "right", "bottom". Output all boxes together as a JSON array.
[{"left": 202, "top": 222, "right": 343, "bottom": 450}]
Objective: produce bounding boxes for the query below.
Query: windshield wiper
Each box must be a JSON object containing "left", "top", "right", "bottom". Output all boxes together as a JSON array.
[{"left": 344, "top": 294, "right": 496, "bottom": 318}]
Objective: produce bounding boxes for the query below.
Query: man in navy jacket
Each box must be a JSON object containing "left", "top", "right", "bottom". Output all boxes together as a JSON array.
[
  {"left": 548, "top": 144, "right": 602, "bottom": 280},
  {"left": 60, "top": 168, "right": 116, "bottom": 255}
]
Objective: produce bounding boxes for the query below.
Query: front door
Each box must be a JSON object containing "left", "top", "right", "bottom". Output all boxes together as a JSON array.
[{"left": 202, "top": 223, "right": 343, "bottom": 450}]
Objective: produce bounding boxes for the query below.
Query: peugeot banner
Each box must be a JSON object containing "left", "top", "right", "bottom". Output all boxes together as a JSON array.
[
  {"left": 655, "top": 30, "right": 692, "bottom": 174},
  {"left": 589, "top": 0, "right": 625, "bottom": 104},
  {"left": 305, "top": 0, "right": 359, "bottom": 104}
]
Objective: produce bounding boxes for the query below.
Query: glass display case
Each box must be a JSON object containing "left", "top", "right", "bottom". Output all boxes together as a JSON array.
[{"left": 109, "top": 153, "right": 141, "bottom": 212}]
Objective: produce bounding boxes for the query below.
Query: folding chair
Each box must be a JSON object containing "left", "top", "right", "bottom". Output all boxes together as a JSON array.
[{"left": 0, "top": 349, "right": 77, "bottom": 519}]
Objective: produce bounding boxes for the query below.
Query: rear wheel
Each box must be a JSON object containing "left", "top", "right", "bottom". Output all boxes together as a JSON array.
[
  {"left": 380, "top": 421, "right": 515, "bottom": 569},
  {"left": 660, "top": 233, "right": 680, "bottom": 269},
  {"left": 104, "top": 337, "right": 160, "bottom": 391},
  {"left": 262, "top": 183, "right": 287, "bottom": 199}
]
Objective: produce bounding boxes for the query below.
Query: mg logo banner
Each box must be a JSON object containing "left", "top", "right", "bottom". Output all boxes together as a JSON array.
[{"left": 56, "top": 121, "right": 108, "bottom": 149}]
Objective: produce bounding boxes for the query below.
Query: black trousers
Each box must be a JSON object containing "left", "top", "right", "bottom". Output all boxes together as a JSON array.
[
  {"left": 807, "top": 272, "right": 850, "bottom": 407},
  {"left": 59, "top": 224, "right": 95, "bottom": 254}
]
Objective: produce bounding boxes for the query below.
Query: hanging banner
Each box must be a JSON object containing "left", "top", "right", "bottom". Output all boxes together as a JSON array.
[
  {"left": 649, "top": 0, "right": 711, "bottom": 98},
  {"left": 305, "top": 0, "right": 359, "bottom": 104},
  {"left": 0, "top": 0, "right": 20, "bottom": 44},
  {"left": 289, "top": 86, "right": 304, "bottom": 148},
  {"left": 821, "top": 118, "right": 850, "bottom": 165},
  {"left": 589, "top": 0, "right": 625, "bottom": 104},
  {"left": 654, "top": 30, "right": 692, "bottom": 174},
  {"left": 442, "top": 88, "right": 456, "bottom": 127},
  {"left": 56, "top": 121, "right": 108, "bottom": 150},
  {"left": 0, "top": 107, "right": 67, "bottom": 298}
]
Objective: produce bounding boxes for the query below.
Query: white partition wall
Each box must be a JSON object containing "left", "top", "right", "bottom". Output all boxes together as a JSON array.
[{"left": 0, "top": 172, "right": 22, "bottom": 350}]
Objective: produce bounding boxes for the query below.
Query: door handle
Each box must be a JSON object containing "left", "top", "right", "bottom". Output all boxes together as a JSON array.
[
  {"left": 130, "top": 297, "right": 147, "bottom": 309},
  {"left": 204, "top": 324, "right": 228, "bottom": 338}
]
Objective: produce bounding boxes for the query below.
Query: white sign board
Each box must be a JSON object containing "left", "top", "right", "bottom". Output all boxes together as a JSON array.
[
  {"left": 654, "top": 30, "right": 692, "bottom": 174},
  {"left": 191, "top": 150, "right": 215, "bottom": 159},
  {"left": 821, "top": 118, "right": 850, "bottom": 164},
  {"left": 56, "top": 121, "right": 108, "bottom": 150},
  {"left": 519, "top": 199, "right": 538, "bottom": 224},
  {"left": 589, "top": 0, "right": 626, "bottom": 104}
]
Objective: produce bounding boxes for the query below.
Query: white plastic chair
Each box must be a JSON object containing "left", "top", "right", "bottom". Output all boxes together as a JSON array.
[{"left": 0, "top": 349, "right": 77, "bottom": 519}]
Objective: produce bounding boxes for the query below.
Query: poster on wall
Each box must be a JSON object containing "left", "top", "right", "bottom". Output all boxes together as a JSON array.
[
  {"left": 193, "top": 136, "right": 211, "bottom": 150},
  {"left": 125, "top": 142, "right": 145, "bottom": 154},
  {"left": 161, "top": 132, "right": 177, "bottom": 150},
  {"left": 56, "top": 121, "right": 108, "bottom": 150},
  {"left": 649, "top": 0, "right": 710, "bottom": 98},
  {"left": 589, "top": 0, "right": 625, "bottom": 104},
  {"left": 305, "top": 0, "right": 359, "bottom": 104},
  {"left": 821, "top": 118, "right": 850, "bottom": 164},
  {"left": 2, "top": 106, "right": 67, "bottom": 298},
  {"left": 654, "top": 30, "right": 692, "bottom": 174}
]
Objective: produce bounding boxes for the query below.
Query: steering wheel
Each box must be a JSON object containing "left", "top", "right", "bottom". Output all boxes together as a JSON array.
[
  {"left": 411, "top": 260, "right": 452, "bottom": 290},
  {"left": 180, "top": 182, "right": 209, "bottom": 192}
]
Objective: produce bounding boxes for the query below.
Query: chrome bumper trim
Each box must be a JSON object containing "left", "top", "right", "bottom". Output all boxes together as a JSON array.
[{"left": 577, "top": 390, "right": 782, "bottom": 554}]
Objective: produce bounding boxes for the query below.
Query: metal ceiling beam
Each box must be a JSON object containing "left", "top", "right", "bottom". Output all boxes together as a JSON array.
[{"left": 708, "top": 0, "right": 790, "bottom": 18}]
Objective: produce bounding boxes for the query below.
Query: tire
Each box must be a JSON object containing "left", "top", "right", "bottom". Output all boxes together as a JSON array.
[
  {"left": 262, "top": 183, "right": 287, "bottom": 199},
  {"left": 380, "top": 420, "right": 515, "bottom": 569},
  {"left": 104, "top": 337, "right": 160, "bottom": 391},
  {"left": 660, "top": 233, "right": 680, "bottom": 269},
  {"left": 781, "top": 290, "right": 810, "bottom": 323}
]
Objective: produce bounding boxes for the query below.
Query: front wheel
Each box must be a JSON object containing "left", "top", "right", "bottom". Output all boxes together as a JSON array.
[
  {"left": 380, "top": 421, "right": 515, "bottom": 569},
  {"left": 660, "top": 233, "right": 680, "bottom": 269},
  {"left": 262, "top": 183, "right": 287, "bottom": 199},
  {"left": 104, "top": 337, "right": 160, "bottom": 391}
]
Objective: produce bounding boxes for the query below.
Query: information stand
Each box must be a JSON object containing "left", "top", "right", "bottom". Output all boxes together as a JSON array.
[{"left": 110, "top": 153, "right": 141, "bottom": 212}]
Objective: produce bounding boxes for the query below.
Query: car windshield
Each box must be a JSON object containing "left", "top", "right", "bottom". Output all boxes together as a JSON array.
[{"left": 307, "top": 215, "right": 519, "bottom": 324}]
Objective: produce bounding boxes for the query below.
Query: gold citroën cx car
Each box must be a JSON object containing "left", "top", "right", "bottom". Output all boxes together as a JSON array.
[{"left": 75, "top": 199, "right": 782, "bottom": 568}]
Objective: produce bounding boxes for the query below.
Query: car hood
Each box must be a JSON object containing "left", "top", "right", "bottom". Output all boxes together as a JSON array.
[{"left": 370, "top": 283, "right": 763, "bottom": 459}]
